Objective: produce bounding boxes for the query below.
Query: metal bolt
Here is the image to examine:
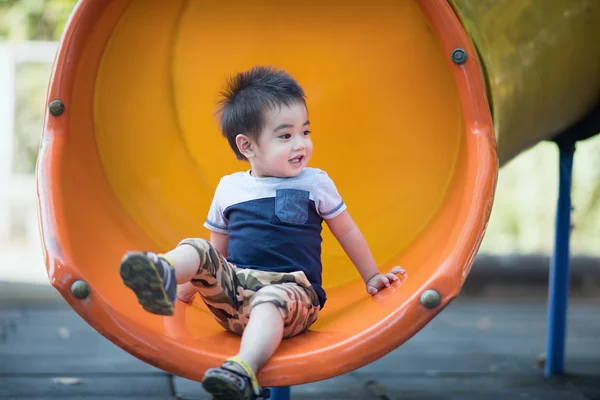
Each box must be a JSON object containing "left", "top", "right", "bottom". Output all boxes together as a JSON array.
[
  {"left": 71, "top": 280, "right": 90, "bottom": 299},
  {"left": 420, "top": 289, "right": 440, "bottom": 309},
  {"left": 49, "top": 100, "right": 65, "bottom": 116},
  {"left": 451, "top": 48, "right": 467, "bottom": 65}
]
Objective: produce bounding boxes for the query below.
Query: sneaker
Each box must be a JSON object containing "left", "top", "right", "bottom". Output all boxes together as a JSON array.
[
  {"left": 202, "top": 357, "right": 270, "bottom": 400},
  {"left": 120, "top": 252, "right": 177, "bottom": 315}
]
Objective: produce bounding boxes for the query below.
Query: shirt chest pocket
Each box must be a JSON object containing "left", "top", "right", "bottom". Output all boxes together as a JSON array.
[{"left": 275, "top": 189, "right": 309, "bottom": 224}]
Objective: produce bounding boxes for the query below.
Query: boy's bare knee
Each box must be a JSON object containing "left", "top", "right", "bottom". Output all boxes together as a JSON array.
[
  {"left": 177, "top": 238, "right": 210, "bottom": 258},
  {"left": 249, "top": 302, "right": 285, "bottom": 328},
  {"left": 250, "top": 287, "right": 288, "bottom": 322}
]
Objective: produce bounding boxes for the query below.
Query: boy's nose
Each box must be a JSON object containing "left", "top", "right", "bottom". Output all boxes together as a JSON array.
[{"left": 293, "top": 137, "right": 306, "bottom": 150}]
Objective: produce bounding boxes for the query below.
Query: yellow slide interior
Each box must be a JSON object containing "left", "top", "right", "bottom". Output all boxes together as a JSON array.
[{"left": 93, "top": 0, "right": 462, "bottom": 292}]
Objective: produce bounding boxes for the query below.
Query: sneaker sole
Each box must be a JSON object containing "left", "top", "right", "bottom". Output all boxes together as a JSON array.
[
  {"left": 202, "top": 375, "right": 246, "bottom": 400},
  {"left": 120, "top": 252, "right": 174, "bottom": 316}
]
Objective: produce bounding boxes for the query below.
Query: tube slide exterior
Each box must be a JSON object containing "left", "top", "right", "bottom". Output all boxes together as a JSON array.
[{"left": 45, "top": 0, "right": 600, "bottom": 386}]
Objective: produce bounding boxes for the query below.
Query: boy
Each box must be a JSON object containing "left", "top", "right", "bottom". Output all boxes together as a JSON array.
[{"left": 120, "top": 66, "right": 404, "bottom": 400}]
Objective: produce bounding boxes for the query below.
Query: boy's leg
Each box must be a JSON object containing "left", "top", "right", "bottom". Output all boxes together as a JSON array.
[
  {"left": 237, "top": 302, "right": 284, "bottom": 373},
  {"left": 171, "top": 239, "right": 271, "bottom": 399},
  {"left": 179, "top": 238, "right": 242, "bottom": 328},
  {"left": 237, "top": 280, "right": 320, "bottom": 371},
  {"left": 202, "top": 277, "right": 320, "bottom": 399},
  {"left": 201, "top": 302, "right": 284, "bottom": 400}
]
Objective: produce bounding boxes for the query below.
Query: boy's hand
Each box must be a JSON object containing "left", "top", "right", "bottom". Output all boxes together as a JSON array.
[{"left": 366, "top": 266, "right": 406, "bottom": 295}]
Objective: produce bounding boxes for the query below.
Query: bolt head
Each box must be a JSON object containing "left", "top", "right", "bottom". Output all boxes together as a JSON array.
[
  {"left": 49, "top": 100, "right": 65, "bottom": 116},
  {"left": 71, "top": 280, "right": 90, "bottom": 299},
  {"left": 420, "top": 289, "right": 441, "bottom": 309},
  {"left": 451, "top": 48, "right": 467, "bottom": 65}
]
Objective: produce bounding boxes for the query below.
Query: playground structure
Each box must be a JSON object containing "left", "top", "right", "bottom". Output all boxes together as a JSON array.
[{"left": 36, "top": 0, "right": 600, "bottom": 398}]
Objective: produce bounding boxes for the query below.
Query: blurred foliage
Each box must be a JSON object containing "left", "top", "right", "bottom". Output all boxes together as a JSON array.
[
  {"left": 1, "top": 0, "right": 77, "bottom": 173},
  {"left": 13, "top": 63, "right": 50, "bottom": 173},
  {"left": 479, "top": 138, "right": 600, "bottom": 255},
  {"left": 0, "top": 0, "right": 77, "bottom": 41}
]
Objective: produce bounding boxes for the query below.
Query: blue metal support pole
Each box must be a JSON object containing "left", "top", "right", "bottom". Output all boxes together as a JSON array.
[
  {"left": 269, "top": 386, "right": 291, "bottom": 400},
  {"left": 545, "top": 139, "right": 575, "bottom": 378}
]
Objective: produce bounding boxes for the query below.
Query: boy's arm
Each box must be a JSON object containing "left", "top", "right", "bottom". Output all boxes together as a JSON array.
[
  {"left": 326, "top": 210, "right": 403, "bottom": 294},
  {"left": 325, "top": 210, "right": 378, "bottom": 282},
  {"left": 210, "top": 231, "right": 229, "bottom": 257}
]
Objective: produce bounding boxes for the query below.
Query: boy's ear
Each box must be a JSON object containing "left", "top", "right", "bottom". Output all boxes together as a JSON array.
[{"left": 236, "top": 134, "right": 255, "bottom": 159}]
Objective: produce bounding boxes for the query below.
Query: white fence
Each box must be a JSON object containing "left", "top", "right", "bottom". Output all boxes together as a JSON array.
[{"left": 0, "top": 41, "right": 58, "bottom": 283}]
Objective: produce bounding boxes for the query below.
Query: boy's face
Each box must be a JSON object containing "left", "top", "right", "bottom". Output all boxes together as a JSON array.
[{"left": 248, "top": 102, "right": 312, "bottom": 178}]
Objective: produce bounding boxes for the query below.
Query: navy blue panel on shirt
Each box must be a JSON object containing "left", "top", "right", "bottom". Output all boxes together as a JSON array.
[{"left": 224, "top": 195, "right": 326, "bottom": 307}]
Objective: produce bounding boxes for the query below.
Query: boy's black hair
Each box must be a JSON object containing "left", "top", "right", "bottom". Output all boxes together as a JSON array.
[{"left": 217, "top": 66, "right": 306, "bottom": 160}]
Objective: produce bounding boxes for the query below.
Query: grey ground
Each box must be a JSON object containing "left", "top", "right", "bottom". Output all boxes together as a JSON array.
[{"left": 1, "top": 255, "right": 599, "bottom": 399}]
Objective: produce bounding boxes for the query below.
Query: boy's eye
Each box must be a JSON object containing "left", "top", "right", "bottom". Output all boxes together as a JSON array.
[
  {"left": 279, "top": 134, "right": 291, "bottom": 139},
  {"left": 303, "top": 130, "right": 311, "bottom": 136}
]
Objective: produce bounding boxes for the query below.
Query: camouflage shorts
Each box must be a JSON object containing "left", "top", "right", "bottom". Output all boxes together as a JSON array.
[{"left": 178, "top": 238, "right": 320, "bottom": 338}]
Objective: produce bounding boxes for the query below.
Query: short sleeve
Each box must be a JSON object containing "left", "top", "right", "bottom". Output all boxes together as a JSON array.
[
  {"left": 203, "top": 178, "right": 229, "bottom": 234},
  {"left": 316, "top": 171, "right": 346, "bottom": 219}
]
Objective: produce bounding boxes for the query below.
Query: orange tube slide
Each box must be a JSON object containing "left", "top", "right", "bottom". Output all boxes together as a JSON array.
[{"left": 37, "top": 0, "right": 496, "bottom": 386}]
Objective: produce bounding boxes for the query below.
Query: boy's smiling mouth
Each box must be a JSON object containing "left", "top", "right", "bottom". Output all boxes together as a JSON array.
[{"left": 289, "top": 155, "right": 304, "bottom": 164}]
